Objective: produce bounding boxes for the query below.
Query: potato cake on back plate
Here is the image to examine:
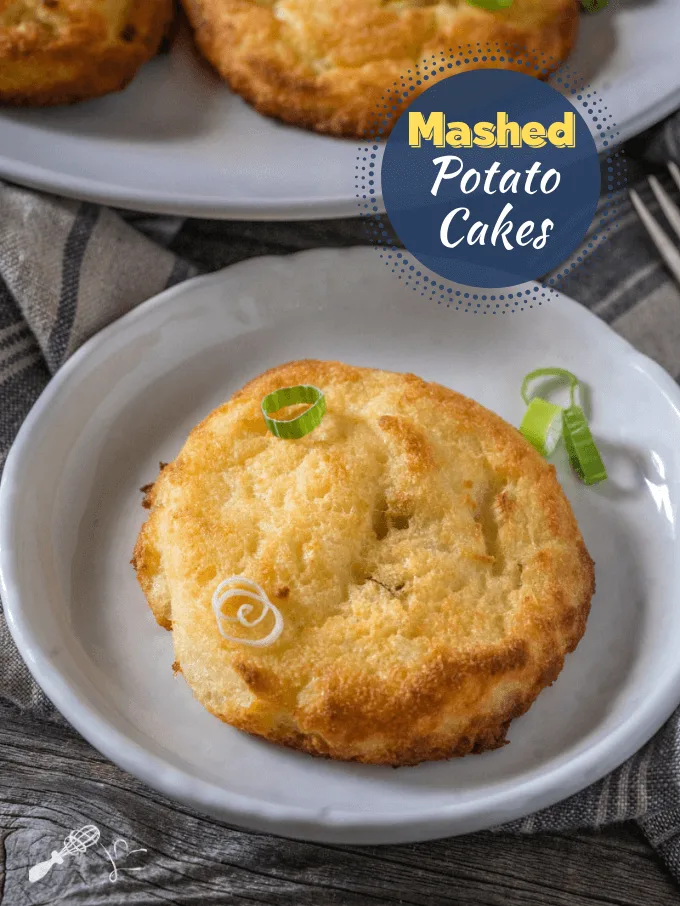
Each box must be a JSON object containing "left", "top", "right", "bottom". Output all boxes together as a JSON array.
[
  {"left": 0, "top": 0, "right": 174, "bottom": 105},
  {"left": 180, "top": 0, "right": 580, "bottom": 137}
]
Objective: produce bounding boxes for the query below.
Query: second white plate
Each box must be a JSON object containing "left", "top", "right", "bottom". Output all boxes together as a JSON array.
[
  {"left": 2, "top": 248, "right": 680, "bottom": 844},
  {"left": 0, "top": 1, "right": 678, "bottom": 219}
]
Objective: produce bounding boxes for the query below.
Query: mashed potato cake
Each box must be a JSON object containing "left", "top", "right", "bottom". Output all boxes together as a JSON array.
[
  {"left": 0, "top": 0, "right": 174, "bottom": 105},
  {"left": 133, "top": 360, "right": 594, "bottom": 766},
  {"left": 180, "top": 0, "right": 580, "bottom": 138}
]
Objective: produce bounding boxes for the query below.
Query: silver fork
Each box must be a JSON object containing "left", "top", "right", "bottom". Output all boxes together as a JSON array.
[{"left": 630, "top": 162, "right": 680, "bottom": 285}]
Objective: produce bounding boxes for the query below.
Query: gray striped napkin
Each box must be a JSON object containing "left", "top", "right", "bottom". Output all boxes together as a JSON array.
[{"left": 1, "top": 111, "right": 680, "bottom": 887}]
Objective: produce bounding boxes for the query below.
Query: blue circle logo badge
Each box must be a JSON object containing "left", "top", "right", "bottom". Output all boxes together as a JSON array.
[{"left": 381, "top": 69, "right": 601, "bottom": 289}]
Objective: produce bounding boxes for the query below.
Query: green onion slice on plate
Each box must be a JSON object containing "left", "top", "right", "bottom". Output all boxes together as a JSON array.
[
  {"left": 519, "top": 397, "right": 563, "bottom": 457},
  {"left": 465, "top": 0, "right": 513, "bottom": 8},
  {"left": 261, "top": 384, "right": 326, "bottom": 439},
  {"left": 562, "top": 406, "right": 608, "bottom": 486},
  {"left": 519, "top": 367, "right": 607, "bottom": 486},
  {"left": 521, "top": 367, "right": 579, "bottom": 409}
]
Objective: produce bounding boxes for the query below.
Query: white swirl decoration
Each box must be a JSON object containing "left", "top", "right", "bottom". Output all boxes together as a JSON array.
[{"left": 212, "top": 576, "right": 284, "bottom": 648}]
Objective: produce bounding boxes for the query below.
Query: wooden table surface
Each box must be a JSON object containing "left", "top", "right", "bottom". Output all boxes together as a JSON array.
[{"left": 1, "top": 698, "right": 678, "bottom": 906}]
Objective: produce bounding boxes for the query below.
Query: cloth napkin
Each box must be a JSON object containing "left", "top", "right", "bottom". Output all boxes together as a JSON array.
[{"left": 2, "top": 112, "right": 680, "bottom": 884}]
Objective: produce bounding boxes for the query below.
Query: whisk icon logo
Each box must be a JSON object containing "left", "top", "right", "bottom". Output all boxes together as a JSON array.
[
  {"left": 28, "top": 826, "right": 100, "bottom": 883},
  {"left": 28, "top": 824, "right": 148, "bottom": 885}
]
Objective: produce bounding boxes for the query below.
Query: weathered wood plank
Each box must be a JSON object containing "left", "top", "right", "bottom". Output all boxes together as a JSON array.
[{"left": 0, "top": 700, "right": 677, "bottom": 906}]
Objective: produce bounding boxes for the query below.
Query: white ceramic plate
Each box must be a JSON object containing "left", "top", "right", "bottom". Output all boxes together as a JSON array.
[
  {"left": 0, "top": 1, "right": 678, "bottom": 220},
  {"left": 2, "top": 247, "right": 680, "bottom": 844}
]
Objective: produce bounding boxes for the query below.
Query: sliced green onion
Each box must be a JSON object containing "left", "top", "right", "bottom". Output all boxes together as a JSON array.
[
  {"left": 581, "top": 0, "right": 608, "bottom": 12},
  {"left": 519, "top": 367, "right": 607, "bottom": 485},
  {"left": 521, "top": 367, "right": 579, "bottom": 408},
  {"left": 562, "top": 406, "right": 608, "bottom": 486},
  {"left": 465, "top": 0, "right": 513, "bottom": 8},
  {"left": 520, "top": 397, "right": 563, "bottom": 457},
  {"left": 261, "top": 384, "right": 326, "bottom": 439}
]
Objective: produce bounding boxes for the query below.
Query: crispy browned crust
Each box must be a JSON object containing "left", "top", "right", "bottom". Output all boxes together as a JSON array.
[
  {"left": 180, "top": 0, "right": 580, "bottom": 139},
  {"left": 132, "top": 460, "right": 172, "bottom": 629},
  {"left": 0, "top": 0, "right": 175, "bottom": 106},
  {"left": 133, "top": 360, "right": 595, "bottom": 766}
]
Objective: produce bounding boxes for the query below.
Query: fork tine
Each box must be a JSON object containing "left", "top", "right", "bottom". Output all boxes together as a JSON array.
[
  {"left": 669, "top": 161, "right": 680, "bottom": 195},
  {"left": 649, "top": 176, "right": 680, "bottom": 243},
  {"left": 630, "top": 188, "right": 680, "bottom": 285}
]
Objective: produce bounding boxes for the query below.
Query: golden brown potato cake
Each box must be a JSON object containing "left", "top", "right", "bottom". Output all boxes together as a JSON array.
[
  {"left": 133, "top": 360, "right": 594, "bottom": 766},
  {"left": 180, "top": 0, "right": 580, "bottom": 138},
  {"left": 0, "top": 0, "right": 174, "bottom": 105}
]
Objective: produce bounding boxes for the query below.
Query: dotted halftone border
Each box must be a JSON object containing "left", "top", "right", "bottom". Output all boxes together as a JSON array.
[{"left": 355, "top": 44, "right": 628, "bottom": 313}]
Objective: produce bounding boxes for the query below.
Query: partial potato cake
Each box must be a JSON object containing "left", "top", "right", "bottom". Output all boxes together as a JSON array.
[
  {"left": 180, "top": 0, "right": 580, "bottom": 138},
  {"left": 0, "top": 0, "right": 174, "bottom": 105},
  {"left": 133, "top": 360, "right": 594, "bottom": 766}
]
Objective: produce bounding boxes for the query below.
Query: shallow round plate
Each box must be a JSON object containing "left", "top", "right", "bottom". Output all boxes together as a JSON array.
[
  {"left": 0, "top": 1, "right": 678, "bottom": 220},
  {"left": 2, "top": 248, "right": 680, "bottom": 844}
]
